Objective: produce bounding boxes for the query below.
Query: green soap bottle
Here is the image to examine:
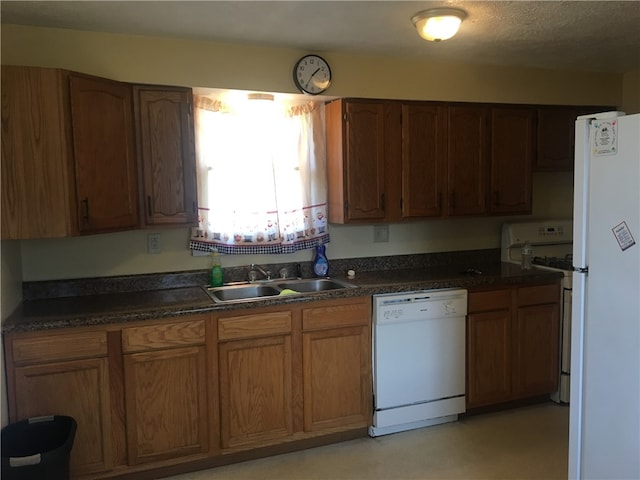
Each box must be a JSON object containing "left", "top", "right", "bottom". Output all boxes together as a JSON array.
[{"left": 210, "top": 248, "right": 223, "bottom": 287}]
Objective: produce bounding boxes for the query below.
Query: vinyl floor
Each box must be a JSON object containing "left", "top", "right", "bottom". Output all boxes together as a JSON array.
[{"left": 166, "top": 402, "right": 569, "bottom": 480}]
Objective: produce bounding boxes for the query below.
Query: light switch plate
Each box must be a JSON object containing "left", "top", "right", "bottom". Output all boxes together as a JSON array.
[
  {"left": 374, "top": 225, "right": 389, "bottom": 243},
  {"left": 148, "top": 233, "right": 161, "bottom": 254}
]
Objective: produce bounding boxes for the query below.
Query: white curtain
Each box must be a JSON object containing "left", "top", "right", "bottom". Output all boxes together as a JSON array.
[{"left": 189, "top": 95, "right": 329, "bottom": 254}]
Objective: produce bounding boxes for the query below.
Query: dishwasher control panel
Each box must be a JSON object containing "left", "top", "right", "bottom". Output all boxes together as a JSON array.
[{"left": 373, "top": 289, "right": 468, "bottom": 325}]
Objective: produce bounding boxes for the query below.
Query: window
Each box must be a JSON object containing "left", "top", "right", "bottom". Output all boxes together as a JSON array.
[{"left": 189, "top": 93, "right": 329, "bottom": 255}]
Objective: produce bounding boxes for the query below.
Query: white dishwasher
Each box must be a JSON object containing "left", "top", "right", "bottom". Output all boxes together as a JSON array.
[{"left": 370, "top": 288, "right": 467, "bottom": 437}]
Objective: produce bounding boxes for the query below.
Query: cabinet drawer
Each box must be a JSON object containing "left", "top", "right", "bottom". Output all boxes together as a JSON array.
[
  {"left": 302, "top": 300, "right": 370, "bottom": 331},
  {"left": 518, "top": 283, "right": 560, "bottom": 306},
  {"left": 122, "top": 319, "right": 206, "bottom": 353},
  {"left": 12, "top": 331, "right": 108, "bottom": 365},
  {"left": 218, "top": 311, "right": 292, "bottom": 341},
  {"left": 468, "top": 289, "right": 512, "bottom": 313}
]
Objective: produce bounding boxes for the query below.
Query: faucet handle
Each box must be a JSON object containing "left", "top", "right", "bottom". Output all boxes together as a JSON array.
[
  {"left": 278, "top": 267, "right": 289, "bottom": 279},
  {"left": 248, "top": 270, "right": 259, "bottom": 282}
]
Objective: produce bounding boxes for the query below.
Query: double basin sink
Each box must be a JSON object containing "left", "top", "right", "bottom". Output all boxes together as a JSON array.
[{"left": 204, "top": 278, "right": 357, "bottom": 304}]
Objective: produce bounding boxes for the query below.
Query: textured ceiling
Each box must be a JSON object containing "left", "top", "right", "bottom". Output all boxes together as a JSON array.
[{"left": 2, "top": 1, "right": 640, "bottom": 73}]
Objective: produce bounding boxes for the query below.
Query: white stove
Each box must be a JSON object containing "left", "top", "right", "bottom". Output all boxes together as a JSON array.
[{"left": 501, "top": 219, "right": 573, "bottom": 404}]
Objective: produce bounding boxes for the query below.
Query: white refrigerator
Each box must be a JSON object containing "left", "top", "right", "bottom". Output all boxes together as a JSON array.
[{"left": 569, "top": 112, "right": 640, "bottom": 479}]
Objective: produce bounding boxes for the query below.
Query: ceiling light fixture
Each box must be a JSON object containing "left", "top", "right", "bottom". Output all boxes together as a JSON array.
[{"left": 411, "top": 8, "right": 467, "bottom": 42}]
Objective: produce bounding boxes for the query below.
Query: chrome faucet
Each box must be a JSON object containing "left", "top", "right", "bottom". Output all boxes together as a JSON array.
[{"left": 248, "top": 264, "right": 271, "bottom": 282}]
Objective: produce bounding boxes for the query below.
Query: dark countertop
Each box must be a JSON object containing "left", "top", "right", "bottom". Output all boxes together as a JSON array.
[{"left": 2, "top": 262, "right": 562, "bottom": 334}]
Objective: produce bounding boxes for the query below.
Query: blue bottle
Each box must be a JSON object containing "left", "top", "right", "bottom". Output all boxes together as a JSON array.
[{"left": 313, "top": 245, "right": 329, "bottom": 277}]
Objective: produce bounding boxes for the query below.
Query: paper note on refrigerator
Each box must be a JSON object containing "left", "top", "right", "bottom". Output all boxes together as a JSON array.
[{"left": 612, "top": 221, "right": 636, "bottom": 251}]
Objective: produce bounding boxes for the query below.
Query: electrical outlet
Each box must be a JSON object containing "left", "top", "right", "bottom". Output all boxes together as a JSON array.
[
  {"left": 374, "top": 224, "right": 389, "bottom": 243},
  {"left": 148, "top": 233, "right": 161, "bottom": 254}
]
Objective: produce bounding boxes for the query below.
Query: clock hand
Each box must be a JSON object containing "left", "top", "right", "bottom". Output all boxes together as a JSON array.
[{"left": 305, "top": 68, "right": 322, "bottom": 88}]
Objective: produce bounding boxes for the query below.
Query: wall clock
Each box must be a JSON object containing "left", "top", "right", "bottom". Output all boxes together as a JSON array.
[{"left": 293, "top": 54, "right": 332, "bottom": 95}]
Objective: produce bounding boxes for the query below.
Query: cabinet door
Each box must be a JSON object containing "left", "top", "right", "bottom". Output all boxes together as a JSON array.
[
  {"left": 13, "top": 358, "right": 112, "bottom": 476},
  {"left": 218, "top": 335, "right": 293, "bottom": 449},
  {"left": 301, "top": 298, "right": 371, "bottom": 432},
  {"left": 466, "top": 310, "right": 512, "bottom": 408},
  {"left": 302, "top": 325, "right": 371, "bottom": 431},
  {"left": 490, "top": 107, "right": 533, "bottom": 215},
  {"left": 513, "top": 303, "right": 560, "bottom": 397},
  {"left": 401, "top": 103, "right": 446, "bottom": 218},
  {"left": 124, "top": 346, "right": 209, "bottom": 464},
  {"left": 446, "top": 105, "right": 489, "bottom": 216},
  {"left": 343, "top": 100, "right": 387, "bottom": 221},
  {"left": 134, "top": 86, "right": 197, "bottom": 226},
  {"left": 70, "top": 74, "right": 139, "bottom": 233},
  {"left": 535, "top": 106, "right": 590, "bottom": 171},
  {"left": 1, "top": 66, "right": 77, "bottom": 239}
]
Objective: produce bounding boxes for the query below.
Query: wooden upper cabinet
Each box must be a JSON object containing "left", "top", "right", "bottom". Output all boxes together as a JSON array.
[
  {"left": 535, "top": 105, "right": 612, "bottom": 171},
  {"left": 1, "top": 66, "right": 78, "bottom": 239},
  {"left": 70, "top": 73, "right": 139, "bottom": 234},
  {"left": 446, "top": 104, "right": 489, "bottom": 217},
  {"left": 535, "top": 107, "right": 579, "bottom": 171},
  {"left": 133, "top": 86, "right": 198, "bottom": 226},
  {"left": 490, "top": 107, "right": 533, "bottom": 215},
  {"left": 326, "top": 99, "right": 391, "bottom": 223},
  {"left": 401, "top": 103, "right": 446, "bottom": 218}
]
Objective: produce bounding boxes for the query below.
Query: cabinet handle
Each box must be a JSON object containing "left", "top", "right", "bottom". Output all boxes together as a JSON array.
[
  {"left": 147, "top": 196, "right": 152, "bottom": 217},
  {"left": 82, "top": 197, "right": 89, "bottom": 222},
  {"left": 192, "top": 201, "right": 197, "bottom": 214}
]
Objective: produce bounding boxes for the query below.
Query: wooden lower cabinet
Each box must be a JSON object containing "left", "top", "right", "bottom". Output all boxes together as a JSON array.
[
  {"left": 302, "top": 301, "right": 371, "bottom": 432},
  {"left": 122, "top": 318, "right": 209, "bottom": 465},
  {"left": 215, "top": 297, "right": 371, "bottom": 451},
  {"left": 466, "top": 282, "right": 560, "bottom": 409},
  {"left": 5, "top": 331, "right": 113, "bottom": 476},
  {"left": 5, "top": 299, "right": 371, "bottom": 479},
  {"left": 466, "top": 308, "right": 512, "bottom": 408},
  {"left": 218, "top": 335, "right": 294, "bottom": 449},
  {"left": 513, "top": 290, "right": 560, "bottom": 397}
]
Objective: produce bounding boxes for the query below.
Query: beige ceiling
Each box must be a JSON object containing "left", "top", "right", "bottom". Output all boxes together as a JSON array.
[{"left": 2, "top": 1, "right": 640, "bottom": 73}]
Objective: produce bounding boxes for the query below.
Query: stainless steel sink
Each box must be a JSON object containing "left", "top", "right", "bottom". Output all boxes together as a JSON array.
[
  {"left": 204, "top": 277, "right": 356, "bottom": 303},
  {"left": 206, "top": 284, "right": 281, "bottom": 303},
  {"left": 276, "top": 278, "right": 355, "bottom": 293}
]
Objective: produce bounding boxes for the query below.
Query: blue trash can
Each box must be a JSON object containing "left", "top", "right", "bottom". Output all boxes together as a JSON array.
[{"left": 1, "top": 415, "right": 77, "bottom": 480}]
